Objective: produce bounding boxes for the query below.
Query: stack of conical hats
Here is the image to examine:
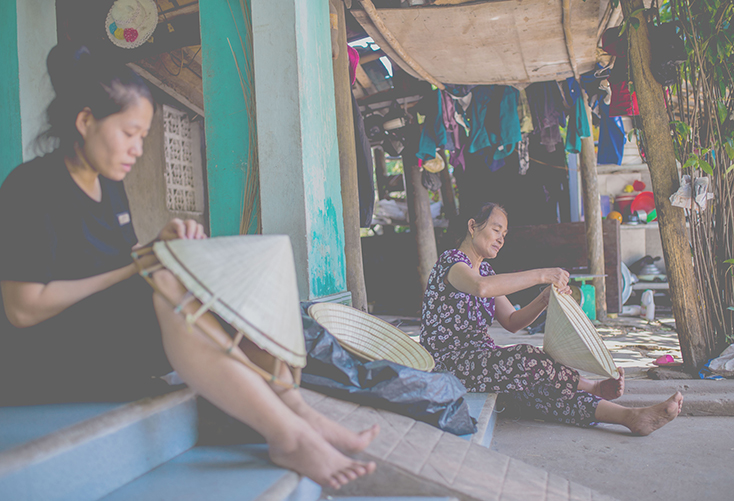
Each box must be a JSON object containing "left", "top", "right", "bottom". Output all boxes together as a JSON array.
[
  {"left": 543, "top": 287, "right": 619, "bottom": 379},
  {"left": 152, "top": 235, "right": 306, "bottom": 368}
]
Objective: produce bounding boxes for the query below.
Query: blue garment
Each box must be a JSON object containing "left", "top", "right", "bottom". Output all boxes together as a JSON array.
[
  {"left": 565, "top": 94, "right": 591, "bottom": 154},
  {"left": 597, "top": 101, "right": 626, "bottom": 165},
  {"left": 467, "top": 86, "right": 521, "bottom": 160},
  {"left": 417, "top": 90, "right": 447, "bottom": 161}
]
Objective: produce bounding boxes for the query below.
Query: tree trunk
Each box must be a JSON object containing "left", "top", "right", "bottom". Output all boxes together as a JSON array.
[
  {"left": 403, "top": 126, "right": 438, "bottom": 293},
  {"left": 330, "top": 0, "right": 368, "bottom": 311},
  {"left": 579, "top": 99, "right": 607, "bottom": 319},
  {"left": 620, "top": 0, "right": 709, "bottom": 368}
]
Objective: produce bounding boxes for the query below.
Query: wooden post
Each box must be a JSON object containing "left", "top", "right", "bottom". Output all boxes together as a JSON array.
[
  {"left": 579, "top": 99, "right": 607, "bottom": 319},
  {"left": 330, "top": 0, "right": 368, "bottom": 311},
  {"left": 373, "top": 145, "right": 389, "bottom": 200},
  {"left": 403, "top": 125, "right": 438, "bottom": 293},
  {"left": 620, "top": 0, "right": 709, "bottom": 368},
  {"left": 437, "top": 149, "right": 457, "bottom": 219}
]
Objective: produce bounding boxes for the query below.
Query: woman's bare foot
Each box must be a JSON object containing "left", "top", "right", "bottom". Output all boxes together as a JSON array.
[
  {"left": 269, "top": 424, "right": 377, "bottom": 489},
  {"left": 593, "top": 367, "right": 625, "bottom": 400},
  {"left": 627, "top": 391, "right": 683, "bottom": 436},
  {"left": 277, "top": 391, "right": 379, "bottom": 454}
]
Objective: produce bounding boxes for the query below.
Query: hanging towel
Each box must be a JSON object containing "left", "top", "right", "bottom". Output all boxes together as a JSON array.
[
  {"left": 565, "top": 79, "right": 591, "bottom": 154},
  {"left": 416, "top": 91, "right": 448, "bottom": 161},
  {"left": 597, "top": 101, "right": 626, "bottom": 165}
]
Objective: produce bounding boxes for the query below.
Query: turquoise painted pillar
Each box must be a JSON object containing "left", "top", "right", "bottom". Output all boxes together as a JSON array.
[
  {"left": 200, "top": 0, "right": 259, "bottom": 236},
  {"left": 251, "top": 0, "right": 347, "bottom": 301},
  {"left": 0, "top": 0, "right": 22, "bottom": 184}
]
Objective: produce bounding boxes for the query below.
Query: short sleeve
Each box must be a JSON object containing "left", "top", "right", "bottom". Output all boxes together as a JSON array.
[
  {"left": 0, "top": 167, "right": 55, "bottom": 283},
  {"left": 436, "top": 250, "right": 472, "bottom": 290}
]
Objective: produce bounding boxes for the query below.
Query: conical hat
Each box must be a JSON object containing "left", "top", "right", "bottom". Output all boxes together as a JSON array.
[
  {"left": 152, "top": 235, "right": 306, "bottom": 368},
  {"left": 543, "top": 287, "right": 619, "bottom": 379}
]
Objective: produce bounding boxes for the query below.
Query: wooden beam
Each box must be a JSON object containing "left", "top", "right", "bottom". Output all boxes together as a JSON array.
[
  {"left": 355, "top": 0, "right": 445, "bottom": 90},
  {"left": 128, "top": 62, "right": 205, "bottom": 116},
  {"left": 403, "top": 125, "right": 438, "bottom": 294},
  {"left": 354, "top": 64, "right": 377, "bottom": 95},
  {"left": 331, "top": 0, "right": 368, "bottom": 311},
  {"left": 579, "top": 99, "right": 606, "bottom": 319},
  {"left": 561, "top": 0, "right": 580, "bottom": 82},
  {"left": 620, "top": 0, "right": 710, "bottom": 369}
]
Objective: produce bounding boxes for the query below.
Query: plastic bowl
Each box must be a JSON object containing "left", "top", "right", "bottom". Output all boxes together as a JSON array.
[{"left": 631, "top": 191, "right": 655, "bottom": 214}]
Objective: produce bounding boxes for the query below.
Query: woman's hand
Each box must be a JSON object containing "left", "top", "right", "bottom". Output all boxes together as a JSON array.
[
  {"left": 539, "top": 267, "right": 570, "bottom": 290},
  {"left": 157, "top": 218, "right": 207, "bottom": 241}
]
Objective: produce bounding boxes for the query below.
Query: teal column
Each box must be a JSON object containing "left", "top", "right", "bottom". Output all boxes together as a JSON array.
[
  {"left": 0, "top": 0, "right": 22, "bottom": 184},
  {"left": 199, "top": 0, "right": 259, "bottom": 236},
  {"left": 252, "top": 0, "right": 347, "bottom": 300}
]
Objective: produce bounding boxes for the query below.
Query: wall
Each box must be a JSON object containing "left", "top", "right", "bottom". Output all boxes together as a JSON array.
[
  {"left": 0, "top": 0, "right": 23, "bottom": 183},
  {"left": 124, "top": 101, "right": 207, "bottom": 244},
  {"left": 17, "top": 0, "right": 57, "bottom": 162},
  {"left": 252, "top": 0, "right": 347, "bottom": 300}
]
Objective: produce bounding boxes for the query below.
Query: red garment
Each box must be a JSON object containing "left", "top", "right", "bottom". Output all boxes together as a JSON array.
[{"left": 609, "top": 79, "right": 639, "bottom": 116}]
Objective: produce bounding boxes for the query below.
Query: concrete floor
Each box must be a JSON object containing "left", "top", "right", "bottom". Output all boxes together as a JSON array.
[
  {"left": 385, "top": 313, "right": 734, "bottom": 500},
  {"left": 491, "top": 416, "right": 734, "bottom": 501}
]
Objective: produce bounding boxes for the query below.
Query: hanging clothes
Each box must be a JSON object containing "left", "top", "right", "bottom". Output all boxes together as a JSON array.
[
  {"left": 597, "top": 100, "right": 626, "bottom": 165},
  {"left": 416, "top": 90, "right": 448, "bottom": 161},
  {"left": 352, "top": 91, "right": 375, "bottom": 226},
  {"left": 525, "top": 82, "right": 567, "bottom": 153},
  {"left": 564, "top": 78, "right": 591, "bottom": 154},
  {"left": 440, "top": 90, "right": 461, "bottom": 153},
  {"left": 467, "top": 86, "right": 522, "bottom": 161},
  {"left": 518, "top": 89, "right": 534, "bottom": 134}
]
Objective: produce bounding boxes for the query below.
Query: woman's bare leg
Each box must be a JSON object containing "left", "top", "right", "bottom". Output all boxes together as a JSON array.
[
  {"left": 578, "top": 367, "right": 625, "bottom": 400},
  {"left": 151, "top": 270, "right": 376, "bottom": 489},
  {"left": 256, "top": 351, "right": 380, "bottom": 454},
  {"left": 594, "top": 391, "right": 683, "bottom": 436}
]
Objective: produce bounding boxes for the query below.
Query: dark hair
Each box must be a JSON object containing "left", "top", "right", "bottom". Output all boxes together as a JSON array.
[
  {"left": 450, "top": 202, "right": 507, "bottom": 247},
  {"left": 37, "top": 44, "right": 155, "bottom": 155}
]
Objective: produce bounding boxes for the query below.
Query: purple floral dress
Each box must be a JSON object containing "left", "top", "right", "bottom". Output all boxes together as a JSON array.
[{"left": 420, "top": 249, "right": 600, "bottom": 427}]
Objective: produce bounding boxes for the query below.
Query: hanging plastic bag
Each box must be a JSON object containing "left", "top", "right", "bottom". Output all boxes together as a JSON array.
[
  {"left": 670, "top": 175, "right": 714, "bottom": 210},
  {"left": 300, "top": 305, "right": 477, "bottom": 436}
]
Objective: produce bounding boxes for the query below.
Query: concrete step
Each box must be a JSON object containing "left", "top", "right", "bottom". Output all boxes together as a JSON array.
[
  {"left": 0, "top": 402, "right": 122, "bottom": 454},
  {"left": 99, "top": 444, "right": 322, "bottom": 501},
  {"left": 0, "top": 388, "right": 198, "bottom": 501},
  {"left": 301, "top": 389, "right": 618, "bottom": 500},
  {"left": 459, "top": 393, "right": 497, "bottom": 448},
  {"left": 329, "top": 498, "right": 457, "bottom": 501}
]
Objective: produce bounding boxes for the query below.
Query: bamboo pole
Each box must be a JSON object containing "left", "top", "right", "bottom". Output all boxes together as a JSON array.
[
  {"left": 331, "top": 0, "right": 369, "bottom": 311},
  {"left": 579, "top": 98, "right": 607, "bottom": 319},
  {"left": 620, "top": 0, "right": 709, "bottom": 369}
]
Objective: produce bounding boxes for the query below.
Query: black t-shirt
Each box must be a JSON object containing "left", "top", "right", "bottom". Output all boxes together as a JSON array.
[
  {"left": 0, "top": 151, "right": 138, "bottom": 284},
  {"left": 0, "top": 152, "right": 172, "bottom": 404}
]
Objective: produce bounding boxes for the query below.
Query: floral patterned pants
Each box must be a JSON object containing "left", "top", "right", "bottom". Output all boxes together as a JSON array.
[{"left": 436, "top": 343, "right": 600, "bottom": 427}]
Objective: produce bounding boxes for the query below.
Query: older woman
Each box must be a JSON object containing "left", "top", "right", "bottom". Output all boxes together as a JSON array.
[
  {"left": 420, "top": 202, "right": 682, "bottom": 435},
  {"left": 0, "top": 43, "right": 377, "bottom": 489}
]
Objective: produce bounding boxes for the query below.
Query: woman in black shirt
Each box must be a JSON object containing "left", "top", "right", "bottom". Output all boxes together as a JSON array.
[{"left": 0, "top": 44, "right": 376, "bottom": 489}]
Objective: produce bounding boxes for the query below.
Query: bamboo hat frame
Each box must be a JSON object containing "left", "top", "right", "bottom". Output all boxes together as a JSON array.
[
  {"left": 133, "top": 235, "right": 306, "bottom": 388},
  {"left": 543, "top": 287, "right": 619, "bottom": 379},
  {"left": 308, "top": 302, "right": 435, "bottom": 371}
]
